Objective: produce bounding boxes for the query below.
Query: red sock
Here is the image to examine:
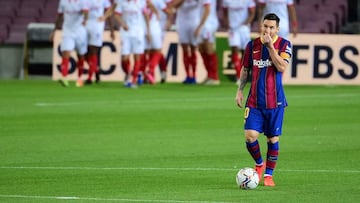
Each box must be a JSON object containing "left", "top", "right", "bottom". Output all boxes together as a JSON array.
[
  {"left": 232, "top": 53, "right": 241, "bottom": 79},
  {"left": 61, "top": 57, "right": 69, "bottom": 77},
  {"left": 87, "top": 55, "right": 97, "bottom": 80},
  {"left": 121, "top": 59, "right": 130, "bottom": 75},
  {"left": 183, "top": 50, "right": 190, "bottom": 77},
  {"left": 132, "top": 60, "right": 141, "bottom": 84},
  {"left": 190, "top": 51, "right": 197, "bottom": 78},
  {"left": 159, "top": 53, "right": 166, "bottom": 72},
  {"left": 77, "top": 58, "right": 85, "bottom": 78},
  {"left": 148, "top": 52, "right": 162, "bottom": 76},
  {"left": 208, "top": 53, "right": 218, "bottom": 80},
  {"left": 200, "top": 52, "right": 210, "bottom": 77},
  {"left": 140, "top": 53, "right": 148, "bottom": 74}
]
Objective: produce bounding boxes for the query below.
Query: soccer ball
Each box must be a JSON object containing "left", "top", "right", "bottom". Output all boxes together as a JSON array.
[{"left": 235, "top": 167, "right": 259, "bottom": 189}]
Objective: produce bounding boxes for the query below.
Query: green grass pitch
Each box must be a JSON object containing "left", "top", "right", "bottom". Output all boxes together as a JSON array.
[{"left": 0, "top": 80, "right": 359, "bottom": 203}]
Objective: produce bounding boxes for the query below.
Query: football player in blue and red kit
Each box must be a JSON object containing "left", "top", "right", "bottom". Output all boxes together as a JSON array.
[{"left": 235, "top": 13, "right": 292, "bottom": 187}]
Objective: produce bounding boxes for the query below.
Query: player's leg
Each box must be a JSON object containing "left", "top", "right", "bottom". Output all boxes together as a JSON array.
[
  {"left": 264, "top": 136, "right": 279, "bottom": 187},
  {"left": 180, "top": 44, "right": 191, "bottom": 84},
  {"left": 189, "top": 45, "right": 197, "bottom": 84},
  {"left": 244, "top": 107, "right": 266, "bottom": 181},
  {"left": 146, "top": 26, "right": 163, "bottom": 84},
  {"left": 128, "top": 35, "right": 145, "bottom": 88},
  {"left": 263, "top": 107, "right": 285, "bottom": 186},
  {"left": 228, "top": 30, "right": 241, "bottom": 84},
  {"left": 74, "top": 27, "right": 88, "bottom": 87},
  {"left": 59, "top": 36, "right": 75, "bottom": 87},
  {"left": 121, "top": 35, "right": 131, "bottom": 85},
  {"left": 203, "top": 40, "right": 219, "bottom": 85},
  {"left": 85, "top": 45, "right": 99, "bottom": 85},
  {"left": 200, "top": 24, "right": 219, "bottom": 85}
]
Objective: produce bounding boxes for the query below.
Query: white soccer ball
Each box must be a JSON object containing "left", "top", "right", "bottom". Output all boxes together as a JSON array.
[{"left": 235, "top": 167, "right": 259, "bottom": 189}]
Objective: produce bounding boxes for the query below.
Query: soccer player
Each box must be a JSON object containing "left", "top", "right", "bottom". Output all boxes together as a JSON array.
[
  {"left": 157, "top": 0, "right": 174, "bottom": 83},
  {"left": 50, "top": 0, "right": 89, "bottom": 87},
  {"left": 197, "top": 0, "right": 220, "bottom": 85},
  {"left": 171, "top": 0, "right": 208, "bottom": 84},
  {"left": 235, "top": 13, "right": 292, "bottom": 187},
  {"left": 114, "top": 0, "right": 151, "bottom": 88},
  {"left": 83, "top": 0, "right": 115, "bottom": 85},
  {"left": 222, "top": 0, "right": 256, "bottom": 85},
  {"left": 257, "top": 0, "right": 298, "bottom": 38},
  {"left": 140, "top": 0, "right": 172, "bottom": 85}
]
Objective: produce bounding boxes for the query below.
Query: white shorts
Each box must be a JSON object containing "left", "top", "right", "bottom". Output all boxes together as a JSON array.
[
  {"left": 60, "top": 26, "right": 88, "bottom": 55},
  {"left": 86, "top": 20, "right": 105, "bottom": 47},
  {"left": 176, "top": 21, "right": 199, "bottom": 46},
  {"left": 199, "top": 22, "right": 218, "bottom": 44},
  {"left": 228, "top": 25, "right": 251, "bottom": 50},
  {"left": 120, "top": 30, "right": 145, "bottom": 55},
  {"left": 146, "top": 20, "right": 163, "bottom": 50}
]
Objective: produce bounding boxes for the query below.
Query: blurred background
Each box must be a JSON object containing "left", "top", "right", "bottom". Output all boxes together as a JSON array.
[{"left": 0, "top": 0, "right": 359, "bottom": 79}]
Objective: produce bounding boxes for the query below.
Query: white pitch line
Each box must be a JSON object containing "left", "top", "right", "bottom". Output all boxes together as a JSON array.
[
  {"left": 0, "top": 194, "right": 235, "bottom": 203},
  {"left": 0, "top": 166, "right": 359, "bottom": 173}
]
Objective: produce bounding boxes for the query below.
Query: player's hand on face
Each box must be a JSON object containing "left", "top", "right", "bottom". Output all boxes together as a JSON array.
[{"left": 263, "top": 33, "right": 272, "bottom": 48}]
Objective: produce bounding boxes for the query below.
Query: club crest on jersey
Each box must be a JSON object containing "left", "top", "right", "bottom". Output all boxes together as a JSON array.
[{"left": 253, "top": 59, "right": 272, "bottom": 68}]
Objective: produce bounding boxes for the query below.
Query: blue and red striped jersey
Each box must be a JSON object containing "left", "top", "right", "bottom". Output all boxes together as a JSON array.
[{"left": 242, "top": 35, "right": 292, "bottom": 109}]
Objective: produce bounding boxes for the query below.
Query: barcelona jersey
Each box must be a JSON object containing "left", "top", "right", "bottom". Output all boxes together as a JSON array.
[{"left": 242, "top": 35, "right": 292, "bottom": 109}]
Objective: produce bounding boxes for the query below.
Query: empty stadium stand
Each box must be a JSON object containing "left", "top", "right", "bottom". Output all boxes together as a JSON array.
[{"left": 0, "top": 0, "right": 356, "bottom": 44}]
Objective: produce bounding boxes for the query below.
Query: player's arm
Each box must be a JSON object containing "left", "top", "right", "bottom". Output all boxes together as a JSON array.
[
  {"left": 50, "top": 13, "right": 63, "bottom": 41},
  {"left": 263, "top": 34, "right": 289, "bottom": 72},
  {"left": 236, "top": 66, "right": 249, "bottom": 108},
  {"left": 245, "top": 6, "right": 256, "bottom": 26},
  {"left": 114, "top": 13, "right": 128, "bottom": 31},
  {"left": 288, "top": 4, "right": 298, "bottom": 37},
  {"left": 222, "top": 7, "right": 229, "bottom": 30},
  {"left": 168, "top": 0, "right": 184, "bottom": 9},
  {"left": 143, "top": 10, "right": 151, "bottom": 43},
  {"left": 164, "top": 2, "right": 175, "bottom": 31},
  {"left": 146, "top": 0, "right": 160, "bottom": 20},
  {"left": 194, "top": 3, "right": 210, "bottom": 37},
  {"left": 82, "top": 9, "right": 89, "bottom": 26}
]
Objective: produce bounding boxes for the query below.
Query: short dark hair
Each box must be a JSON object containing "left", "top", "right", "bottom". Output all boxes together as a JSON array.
[{"left": 263, "top": 13, "right": 280, "bottom": 26}]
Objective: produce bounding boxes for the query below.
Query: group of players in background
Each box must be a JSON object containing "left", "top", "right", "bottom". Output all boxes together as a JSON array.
[{"left": 51, "top": 0, "right": 297, "bottom": 88}]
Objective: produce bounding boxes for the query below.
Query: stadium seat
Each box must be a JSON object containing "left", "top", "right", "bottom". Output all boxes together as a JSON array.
[{"left": 5, "top": 31, "right": 27, "bottom": 44}]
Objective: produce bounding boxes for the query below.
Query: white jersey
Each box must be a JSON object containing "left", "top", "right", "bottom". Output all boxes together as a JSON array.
[
  {"left": 202, "top": 0, "right": 218, "bottom": 28},
  {"left": 88, "top": 0, "right": 112, "bottom": 21},
  {"left": 159, "top": 0, "right": 172, "bottom": 30},
  {"left": 58, "top": 0, "right": 89, "bottom": 35},
  {"left": 222, "top": 0, "right": 256, "bottom": 30},
  {"left": 86, "top": 0, "right": 112, "bottom": 46},
  {"left": 146, "top": 0, "right": 167, "bottom": 49},
  {"left": 258, "top": 0, "right": 293, "bottom": 37},
  {"left": 115, "top": 0, "right": 147, "bottom": 36},
  {"left": 176, "top": 0, "right": 202, "bottom": 27}
]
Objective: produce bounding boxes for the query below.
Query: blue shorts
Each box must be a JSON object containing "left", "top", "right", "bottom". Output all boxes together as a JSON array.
[{"left": 244, "top": 107, "right": 285, "bottom": 136}]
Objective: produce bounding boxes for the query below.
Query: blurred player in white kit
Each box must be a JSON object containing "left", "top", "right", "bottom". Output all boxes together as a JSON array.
[
  {"left": 114, "top": 0, "right": 151, "bottom": 88},
  {"left": 83, "top": 0, "right": 115, "bottom": 85},
  {"left": 50, "top": 0, "right": 89, "bottom": 87},
  {"left": 222, "top": 0, "right": 256, "bottom": 85}
]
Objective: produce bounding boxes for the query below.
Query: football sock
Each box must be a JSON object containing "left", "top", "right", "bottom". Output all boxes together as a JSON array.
[
  {"left": 265, "top": 141, "right": 279, "bottom": 176},
  {"left": 87, "top": 55, "right": 97, "bottom": 80},
  {"left": 182, "top": 50, "right": 190, "bottom": 77},
  {"left": 232, "top": 53, "right": 241, "bottom": 80},
  {"left": 132, "top": 60, "right": 141, "bottom": 84},
  {"left": 190, "top": 51, "right": 197, "bottom": 78},
  {"left": 207, "top": 53, "right": 218, "bottom": 80},
  {"left": 159, "top": 53, "right": 166, "bottom": 72},
  {"left": 246, "top": 140, "right": 263, "bottom": 165},
  {"left": 61, "top": 57, "right": 69, "bottom": 77},
  {"left": 149, "top": 52, "right": 162, "bottom": 77},
  {"left": 121, "top": 59, "right": 130, "bottom": 75},
  {"left": 77, "top": 57, "right": 85, "bottom": 78}
]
